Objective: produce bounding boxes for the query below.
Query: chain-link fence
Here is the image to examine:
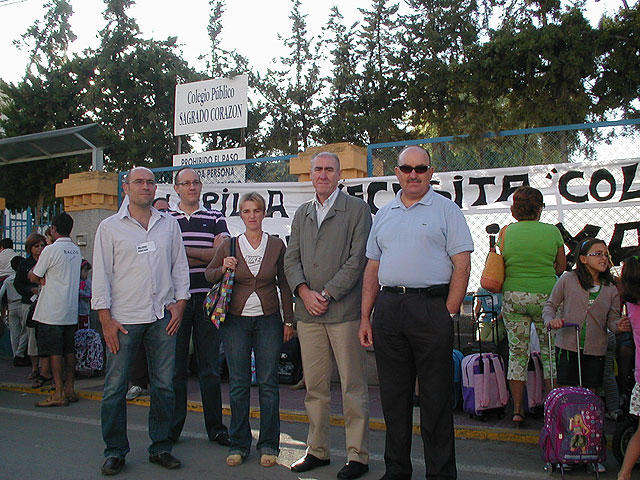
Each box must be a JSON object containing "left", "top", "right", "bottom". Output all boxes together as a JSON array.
[
  {"left": 368, "top": 119, "right": 640, "bottom": 290},
  {"left": 368, "top": 120, "right": 640, "bottom": 175}
]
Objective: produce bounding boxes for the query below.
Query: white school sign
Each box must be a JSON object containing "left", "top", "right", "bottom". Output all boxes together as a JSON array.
[
  {"left": 174, "top": 75, "right": 248, "bottom": 136},
  {"left": 172, "top": 147, "right": 246, "bottom": 183}
]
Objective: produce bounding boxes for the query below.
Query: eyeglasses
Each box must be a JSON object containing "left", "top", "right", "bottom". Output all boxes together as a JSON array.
[
  {"left": 585, "top": 251, "right": 607, "bottom": 258},
  {"left": 397, "top": 164, "right": 431, "bottom": 174},
  {"left": 129, "top": 179, "right": 155, "bottom": 186},
  {"left": 176, "top": 180, "right": 202, "bottom": 187}
]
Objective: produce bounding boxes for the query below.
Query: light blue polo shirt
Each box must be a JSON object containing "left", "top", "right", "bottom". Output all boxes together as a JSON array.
[{"left": 366, "top": 188, "right": 474, "bottom": 287}]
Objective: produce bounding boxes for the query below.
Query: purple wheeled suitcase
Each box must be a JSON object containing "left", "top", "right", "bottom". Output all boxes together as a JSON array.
[{"left": 539, "top": 324, "right": 606, "bottom": 478}]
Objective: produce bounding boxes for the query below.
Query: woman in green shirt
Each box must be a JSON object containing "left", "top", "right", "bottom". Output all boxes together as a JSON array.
[{"left": 500, "top": 186, "right": 566, "bottom": 427}]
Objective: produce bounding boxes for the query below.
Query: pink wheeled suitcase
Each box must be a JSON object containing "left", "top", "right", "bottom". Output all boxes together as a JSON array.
[
  {"left": 524, "top": 351, "right": 544, "bottom": 416},
  {"left": 539, "top": 324, "right": 606, "bottom": 478},
  {"left": 461, "top": 352, "right": 509, "bottom": 418}
]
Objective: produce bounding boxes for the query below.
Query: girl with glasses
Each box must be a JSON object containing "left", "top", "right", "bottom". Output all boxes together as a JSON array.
[{"left": 543, "top": 238, "right": 631, "bottom": 397}]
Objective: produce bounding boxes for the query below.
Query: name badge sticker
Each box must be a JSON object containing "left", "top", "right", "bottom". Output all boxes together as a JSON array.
[{"left": 136, "top": 241, "right": 157, "bottom": 254}]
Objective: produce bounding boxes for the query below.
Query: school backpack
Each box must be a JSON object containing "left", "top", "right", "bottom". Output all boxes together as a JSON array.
[
  {"left": 524, "top": 352, "right": 544, "bottom": 416},
  {"left": 539, "top": 324, "right": 606, "bottom": 476},
  {"left": 539, "top": 387, "right": 606, "bottom": 466},
  {"left": 461, "top": 352, "right": 509, "bottom": 417}
]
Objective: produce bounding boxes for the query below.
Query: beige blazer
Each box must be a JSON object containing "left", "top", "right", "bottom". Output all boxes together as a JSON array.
[
  {"left": 543, "top": 271, "right": 621, "bottom": 356},
  {"left": 284, "top": 190, "right": 372, "bottom": 324}
]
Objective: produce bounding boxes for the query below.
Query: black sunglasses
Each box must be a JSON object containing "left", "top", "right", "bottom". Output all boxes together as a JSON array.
[{"left": 397, "top": 164, "right": 431, "bottom": 174}]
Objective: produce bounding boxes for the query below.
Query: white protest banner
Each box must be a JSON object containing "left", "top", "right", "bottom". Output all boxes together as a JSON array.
[
  {"left": 173, "top": 147, "right": 246, "bottom": 183},
  {"left": 156, "top": 158, "right": 640, "bottom": 287},
  {"left": 174, "top": 75, "right": 248, "bottom": 136}
]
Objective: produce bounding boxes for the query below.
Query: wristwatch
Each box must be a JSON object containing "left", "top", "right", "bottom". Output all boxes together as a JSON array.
[
  {"left": 284, "top": 322, "right": 294, "bottom": 328},
  {"left": 321, "top": 290, "right": 332, "bottom": 302}
]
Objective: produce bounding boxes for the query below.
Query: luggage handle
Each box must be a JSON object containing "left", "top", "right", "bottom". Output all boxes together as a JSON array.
[
  {"left": 547, "top": 323, "right": 581, "bottom": 389},
  {"left": 473, "top": 294, "right": 499, "bottom": 354}
]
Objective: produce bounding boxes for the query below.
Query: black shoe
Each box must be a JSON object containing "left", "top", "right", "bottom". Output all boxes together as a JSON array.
[
  {"left": 149, "top": 452, "right": 181, "bottom": 469},
  {"left": 13, "top": 356, "right": 30, "bottom": 367},
  {"left": 338, "top": 461, "right": 369, "bottom": 479},
  {"left": 101, "top": 457, "right": 125, "bottom": 475},
  {"left": 210, "top": 431, "right": 231, "bottom": 446},
  {"left": 291, "top": 454, "right": 330, "bottom": 473}
]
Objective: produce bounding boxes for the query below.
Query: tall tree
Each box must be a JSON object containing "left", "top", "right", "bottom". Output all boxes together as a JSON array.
[
  {"left": 318, "top": 1, "right": 406, "bottom": 146},
  {"left": 0, "top": 0, "right": 86, "bottom": 210},
  {"left": 592, "top": 3, "right": 640, "bottom": 118},
  {"left": 255, "top": 0, "right": 323, "bottom": 154},
  {"left": 83, "top": 0, "right": 197, "bottom": 171},
  {"left": 13, "top": 0, "right": 76, "bottom": 74}
]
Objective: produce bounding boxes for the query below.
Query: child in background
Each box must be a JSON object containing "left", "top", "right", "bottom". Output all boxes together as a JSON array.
[
  {"left": 543, "top": 238, "right": 630, "bottom": 392},
  {"left": 78, "top": 260, "right": 91, "bottom": 330},
  {"left": 617, "top": 253, "right": 640, "bottom": 480},
  {"left": 475, "top": 286, "right": 505, "bottom": 344}
]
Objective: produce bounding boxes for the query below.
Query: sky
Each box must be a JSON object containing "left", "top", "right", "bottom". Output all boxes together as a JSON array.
[{"left": 0, "top": 0, "right": 620, "bottom": 85}]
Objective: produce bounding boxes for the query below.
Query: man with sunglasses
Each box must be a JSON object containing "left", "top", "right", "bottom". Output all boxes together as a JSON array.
[
  {"left": 359, "top": 146, "right": 473, "bottom": 479},
  {"left": 169, "top": 167, "right": 231, "bottom": 447}
]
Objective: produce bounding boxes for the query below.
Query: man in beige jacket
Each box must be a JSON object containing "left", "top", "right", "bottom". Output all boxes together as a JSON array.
[{"left": 284, "top": 152, "right": 372, "bottom": 480}]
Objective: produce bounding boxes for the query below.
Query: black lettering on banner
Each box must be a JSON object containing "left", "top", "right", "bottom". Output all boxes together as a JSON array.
[
  {"left": 469, "top": 177, "right": 496, "bottom": 206},
  {"left": 430, "top": 179, "right": 452, "bottom": 200},
  {"left": 496, "top": 174, "right": 529, "bottom": 202},
  {"left": 392, "top": 183, "right": 401, "bottom": 195},
  {"left": 589, "top": 169, "right": 616, "bottom": 201},
  {"left": 266, "top": 190, "right": 288, "bottom": 218},
  {"left": 221, "top": 189, "right": 240, "bottom": 217},
  {"left": 609, "top": 222, "right": 640, "bottom": 265},
  {"left": 202, "top": 192, "right": 220, "bottom": 210},
  {"left": 453, "top": 175, "right": 463, "bottom": 208},
  {"left": 555, "top": 223, "right": 602, "bottom": 270},
  {"left": 366, "top": 182, "right": 388, "bottom": 214},
  {"left": 346, "top": 184, "right": 364, "bottom": 200},
  {"left": 621, "top": 163, "right": 640, "bottom": 201},
  {"left": 558, "top": 171, "right": 588, "bottom": 203}
]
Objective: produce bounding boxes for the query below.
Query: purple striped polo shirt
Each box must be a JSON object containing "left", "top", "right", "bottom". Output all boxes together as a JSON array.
[{"left": 170, "top": 207, "right": 229, "bottom": 294}]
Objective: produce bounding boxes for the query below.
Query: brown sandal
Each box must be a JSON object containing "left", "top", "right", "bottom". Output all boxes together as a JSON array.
[
  {"left": 31, "top": 375, "right": 53, "bottom": 389},
  {"left": 35, "top": 394, "right": 69, "bottom": 407}
]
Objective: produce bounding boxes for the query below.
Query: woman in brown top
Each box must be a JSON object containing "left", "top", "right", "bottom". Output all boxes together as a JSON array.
[{"left": 206, "top": 192, "right": 294, "bottom": 468}]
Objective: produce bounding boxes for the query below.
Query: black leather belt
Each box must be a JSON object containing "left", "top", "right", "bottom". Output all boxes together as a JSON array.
[{"left": 382, "top": 284, "right": 449, "bottom": 297}]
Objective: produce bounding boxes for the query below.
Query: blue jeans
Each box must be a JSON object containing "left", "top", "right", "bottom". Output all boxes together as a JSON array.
[
  {"left": 171, "top": 293, "right": 227, "bottom": 440},
  {"left": 221, "top": 312, "right": 283, "bottom": 456},
  {"left": 101, "top": 312, "right": 175, "bottom": 458}
]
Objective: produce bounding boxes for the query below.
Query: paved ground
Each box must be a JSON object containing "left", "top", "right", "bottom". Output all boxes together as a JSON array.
[
  {"left": 0, "top": 357, "right": 628, "bottom": 478},
  {"left": 0, "top": 388, "right": 623, "bottom": 479}
]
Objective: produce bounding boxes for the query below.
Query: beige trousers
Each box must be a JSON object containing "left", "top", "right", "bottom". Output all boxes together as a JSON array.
[{"left": 297, "top": 320, "right": 369, "bottom": 463}]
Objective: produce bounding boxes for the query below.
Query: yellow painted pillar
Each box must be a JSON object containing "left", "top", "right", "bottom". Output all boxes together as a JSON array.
[
  {"left": 289, "top": 142, "right": 368, "bottom": 181},
  {"left": 55, "top": 171, "right": 118, "bottom": 212},
  {"left": 0, "top": 197, "right": 6, "bottom": 210},
  {"left": 55, "top": 171, "right": 118, "bottom": 261}
]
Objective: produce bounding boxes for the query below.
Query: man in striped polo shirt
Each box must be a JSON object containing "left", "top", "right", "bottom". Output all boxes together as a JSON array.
[{"left": 169, "top": 167, "right": 231, "bottom": 446}]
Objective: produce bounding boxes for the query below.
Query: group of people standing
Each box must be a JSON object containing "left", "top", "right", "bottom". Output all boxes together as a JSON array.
[
  {"left": 93, "top": 145, "right": 472, "bottom": 480},
  {"left": 10, "top": 143, "right": 636, "bottom": 480}
]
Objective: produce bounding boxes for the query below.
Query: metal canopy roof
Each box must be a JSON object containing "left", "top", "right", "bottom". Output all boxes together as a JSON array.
[{"left": 0, "top": 123, "right": 107, "bottom": 170}]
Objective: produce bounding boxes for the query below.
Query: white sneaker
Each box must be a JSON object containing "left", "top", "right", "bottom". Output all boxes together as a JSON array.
[{"left": 126, "top": 385, "right": 147, "bottom": 400}]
